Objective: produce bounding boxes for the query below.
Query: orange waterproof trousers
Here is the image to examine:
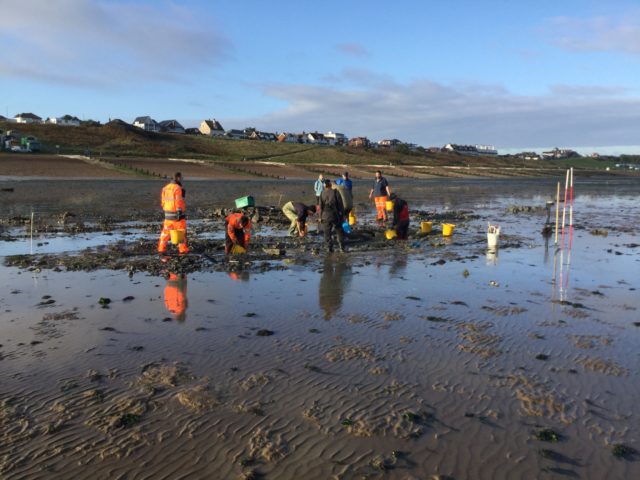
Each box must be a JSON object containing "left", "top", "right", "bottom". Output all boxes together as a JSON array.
[
  {"left": 374, "top": 196, "right": 388, "bottom": 221},
  {"left": 157, "top": 218, "right": 189, "bottom": 254}
]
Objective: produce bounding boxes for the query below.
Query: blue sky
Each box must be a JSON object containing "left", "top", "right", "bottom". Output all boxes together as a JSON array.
[{"left": 2, "top": 0, "right": 640, "bottom": 153}]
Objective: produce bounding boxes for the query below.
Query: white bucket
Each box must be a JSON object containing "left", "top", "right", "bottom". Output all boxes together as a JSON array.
[{"left": 487, "top": 224, "right": 500, "bottom": 249}]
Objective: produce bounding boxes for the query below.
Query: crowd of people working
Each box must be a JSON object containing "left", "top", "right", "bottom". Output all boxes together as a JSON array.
[{"left": 157, "top": 170, "right": 410, "bottom": 255}]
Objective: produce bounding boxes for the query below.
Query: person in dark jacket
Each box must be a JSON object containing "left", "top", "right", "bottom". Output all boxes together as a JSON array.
[
  {"left": 319, "top": 179, "right": 345, "bottom": 252},
  {"left": 369, "top": 170, "right": 391, "bottom": 222},
  {"left": 390, "top": 193, "right": 410, "bottom": 240}
]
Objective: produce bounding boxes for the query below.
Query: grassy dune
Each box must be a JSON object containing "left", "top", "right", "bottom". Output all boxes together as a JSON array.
[{"left": 0, "top": 121, "right": 623, "bottom": 172}]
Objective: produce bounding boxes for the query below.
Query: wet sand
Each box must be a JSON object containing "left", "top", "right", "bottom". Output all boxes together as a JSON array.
[{"left": 1, "top": 177, "right": 639, "bottom": 479}]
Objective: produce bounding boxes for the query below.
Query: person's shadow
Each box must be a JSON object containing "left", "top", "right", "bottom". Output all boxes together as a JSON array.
[{"left": 319, "top": 258, "right": 352, "bottom": 320}]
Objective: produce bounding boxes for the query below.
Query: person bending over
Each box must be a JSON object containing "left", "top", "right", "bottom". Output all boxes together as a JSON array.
[
  {"left": 282, "top": 201, "right": 316, "bottom": 237},
  {"left": 225, "top": 213, "right": 251, "bottom": 253},
  {"left": 390, "top": 193, "right": 410, "bottom": 240}
]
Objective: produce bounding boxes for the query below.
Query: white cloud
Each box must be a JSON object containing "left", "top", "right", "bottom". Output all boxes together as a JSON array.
[
  {"left": 227, "top": 71, "right": 640, "bottom": 149},
  {"left": 549, "top": 13, "right": 640, "bottom": 55},
  {"left": 0, "top": 0, "right": 231, "bottom": 87}
]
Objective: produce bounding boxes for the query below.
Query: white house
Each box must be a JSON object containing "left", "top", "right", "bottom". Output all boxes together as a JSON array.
[
  {"left": 199, "top": 119, "right": 225, "bottom": 136},
  {"left": 444, "top": 143, "right": 479, "bottom": 155},
  {"left": 542, "top": 148, "right": 578, "bottom": 160},
  {"left": 133, "top": 116, "right": 160, "bottom": 132},
  {"left": 14, "top": 113, "right": 42, "bottom": 124},
  {"left": 475, "top": 144, "right": 498, "bottom": 155},
  {"left": 306, "top": 132, "right": 328, "bottom": 145},
  {"left": 378, "top": 139, "right": 402, "bottom": 148},
  {"left": 324, "top": 131, "right": 347, "bottom": 146},
  {"left": 47, "top": 115, "right": 81, "bottom": 126}
]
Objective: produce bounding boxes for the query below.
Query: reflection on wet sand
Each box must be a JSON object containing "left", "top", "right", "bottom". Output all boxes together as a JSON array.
[
  {"left": 388, "top": 253, "right": 408, "bottom": 278},
  {"left": 486, "top": 248, "right": 498, "bottom": 266},
  {"left": 318, "top": 258, "right": 352, "bottom": 320},
  {"left": 1, "top": 179, "right": 639, "bottom": 479},
  {"left": 164, "top": 273, "right": 188, "bottom": 322},
  {"left": 228, "top": 271, "right": 250, "bottom": 282}
]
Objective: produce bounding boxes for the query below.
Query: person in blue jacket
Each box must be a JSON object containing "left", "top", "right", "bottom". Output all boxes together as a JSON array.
[
  {"left": 314, "top": 174, "right": 324, "bottom": 206},
  {"left": 335, "top": 171, "right": 352, "bottom": 192}
]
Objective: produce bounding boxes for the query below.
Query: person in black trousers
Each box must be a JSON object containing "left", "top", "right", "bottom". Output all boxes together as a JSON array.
[{"left": 319, "top": 179, "right": 345, "bottom": 253}]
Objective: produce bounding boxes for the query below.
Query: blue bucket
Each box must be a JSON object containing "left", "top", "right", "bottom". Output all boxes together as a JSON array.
[{"left": 342, "top": 221, "right": 352, "bottom": 234}]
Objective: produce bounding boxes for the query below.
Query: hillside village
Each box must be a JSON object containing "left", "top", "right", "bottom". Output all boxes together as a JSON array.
[
  {"left": 0, "top": 111, "right": 623, "bottom": 163},
  {"left": 0, "top": 111, "right": 529, "bottom": 158}
]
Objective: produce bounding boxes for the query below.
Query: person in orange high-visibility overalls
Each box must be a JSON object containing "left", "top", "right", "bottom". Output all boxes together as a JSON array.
[
  {"left": 164, "top": 272, "right": 188, "bottom": 322},
  {"left": 225, "top": 213, "right": 251, "bottom": 254},
  {"left": 158, "top": 172, "right": 189, "bottom": 254}
]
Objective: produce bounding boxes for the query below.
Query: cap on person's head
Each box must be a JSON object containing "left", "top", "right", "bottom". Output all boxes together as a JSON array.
[
  {"left": 174, "top": 172, "right": 182, "bottom": 181},
  {"left": 343, "top": 171, "right": 349, "bottom": 178},
  {"left": 324, "top": 179, "right": 332, "bottom": 187}
]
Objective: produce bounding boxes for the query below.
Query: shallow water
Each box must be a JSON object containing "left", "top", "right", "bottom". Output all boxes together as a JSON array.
[
  {"left": 0, "top": 222, "right": 288, "bottom": 257},
  {"left": 1, "top": 178, "right": 639, "bottom": 479}
]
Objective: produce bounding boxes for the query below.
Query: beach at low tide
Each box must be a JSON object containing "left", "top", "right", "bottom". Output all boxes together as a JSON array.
[{"left": 1, "top": 177, "right": 639, "bottom": 479}]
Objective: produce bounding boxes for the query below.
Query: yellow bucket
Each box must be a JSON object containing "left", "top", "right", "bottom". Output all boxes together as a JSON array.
[
  {"left": 420, "top": 221, "right": 432, "bottom": 233},
  {"left": 385, "top": 229, "right": 397, "bottom": 240},
  {"left": 442, "top": 223, "right": 455, "bottom": 237},
  {"left": 385, "top": 200, "right": 394, "bottom": 212},
  {"left": 348, "top": 212, "right": 357, "bottom": 226},
  {"left": 230, "top": 244, "right": 246, "bottom": 254},
  {"left": 170, "top": 229, "right": 185, "bottom": 245}
]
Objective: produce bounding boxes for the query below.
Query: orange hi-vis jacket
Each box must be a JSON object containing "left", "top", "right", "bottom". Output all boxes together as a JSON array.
[
  {"left": 226, "top": 213, "right": 251, "bottom": 244},
  {"left": 161, "top": 182, "right": 186, "bottom": 220}
]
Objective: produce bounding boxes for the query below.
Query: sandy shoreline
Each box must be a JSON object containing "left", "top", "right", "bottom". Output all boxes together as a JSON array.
[
  {"left": 1, "top": 153, "right": 634, "bottom": 182},
  {"left": 1, "top": 178, "right": 639, "bottom": 479}
]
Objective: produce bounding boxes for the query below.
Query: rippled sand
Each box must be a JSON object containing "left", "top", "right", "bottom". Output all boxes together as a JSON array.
[{"left": 1, "top": 179, "right": 639, "bottom": 479}]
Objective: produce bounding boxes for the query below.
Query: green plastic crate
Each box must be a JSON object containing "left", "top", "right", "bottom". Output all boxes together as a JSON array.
[{"left": 235, "top": 196, "right": 255, "bottom": 209}]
